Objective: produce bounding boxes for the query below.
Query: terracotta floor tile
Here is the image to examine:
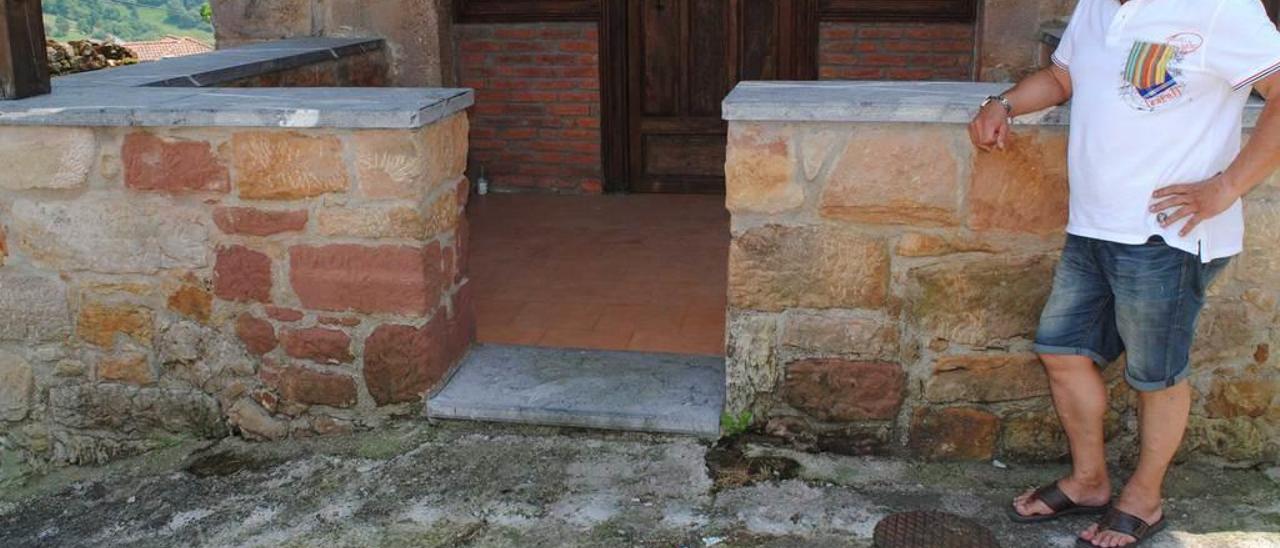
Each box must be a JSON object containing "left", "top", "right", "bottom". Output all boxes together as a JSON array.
[
  {"left": 511, "top": 301, "right": 605, "bottom": 332},
  {"left": 538, "top": 328, "right": 635, "bottom": 351},
  {"left": 478, "top": 324, "right": 544, "bottom": 346}
]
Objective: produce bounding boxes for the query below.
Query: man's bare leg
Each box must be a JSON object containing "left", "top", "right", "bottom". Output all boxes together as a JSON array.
[
  {"left": 1012, "top": 354, "right": 1113, "bottom": 518},
  {"left": 1080, "top": 380, "right": 1190, "bottom": 547}
]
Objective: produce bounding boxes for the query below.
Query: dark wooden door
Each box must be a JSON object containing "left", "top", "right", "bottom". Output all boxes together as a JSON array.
[{"left": 625, "top": 0, "right": 814, "bottom": 194}]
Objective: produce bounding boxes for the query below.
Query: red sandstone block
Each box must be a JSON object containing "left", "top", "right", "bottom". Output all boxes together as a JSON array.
[
  {"left": 363, "top": 320, "right": 447, "bottom": 405},
  {"left": 289, "top": 244, "right": 443, "bottom": 315},
  {"left": 123, "top": 132, "right": 229, "bottom": 193},
  {"left": 265, "top": 306, "right": 304, "bottom": 322},
  {"left": 213, "top": 207, "right": 308, "bottom": 236},
  {"left": 236, "top": 314, "right": 277, "bottom": 356},
  {"left": 261, "top": 362, "right": 358, "bottom": 408},
  {"left": 282, "top": 327, "right": 353, "bottom": 364},
  {"left": 214, "top": 246, "right": 272, "bottom": 303}
]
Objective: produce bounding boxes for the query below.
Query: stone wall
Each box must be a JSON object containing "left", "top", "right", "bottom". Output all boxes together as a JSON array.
[
  {"left": 0, "top": 115, "right": 474, "bottom": 469},
  {"left": 724, "top": 119, "right": 1279, "bottom": 465},
  {"left": 978, "top": 0, "right": 1076, "bottom": 82},
  {"left": 211, "top": 0, "right": 454, "bottom": 87}
]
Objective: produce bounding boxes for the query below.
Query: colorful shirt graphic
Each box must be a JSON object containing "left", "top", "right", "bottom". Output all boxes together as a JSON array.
[{"left": 1125, "top": 41, "right": 1179, "bottom": 99}]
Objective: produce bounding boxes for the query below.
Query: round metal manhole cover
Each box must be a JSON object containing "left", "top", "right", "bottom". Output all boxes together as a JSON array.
[{"left": 873, "top": 511, "right": 1000, "bottom": 548}]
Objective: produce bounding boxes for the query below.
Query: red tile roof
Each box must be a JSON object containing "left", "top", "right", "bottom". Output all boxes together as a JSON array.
[{"left": 121, "top": 35, "right": 213, "bottom": 62}]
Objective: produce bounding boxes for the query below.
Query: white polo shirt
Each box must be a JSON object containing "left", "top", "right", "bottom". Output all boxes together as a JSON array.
[{"left": 1052, "top": 0, "right": 1280, "bottom": 261}]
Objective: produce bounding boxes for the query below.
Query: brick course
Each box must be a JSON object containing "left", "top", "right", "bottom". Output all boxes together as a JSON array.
[
  {"left": 818, "top": 22, "right": 975, "bottom": 81},
  {"left": 456, "top": 23, "right": 603, "bottom": 193}
]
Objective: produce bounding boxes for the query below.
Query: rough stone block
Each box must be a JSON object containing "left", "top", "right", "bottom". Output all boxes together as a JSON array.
[
  {"left": 123, "top": 132, "right": 229, "bottom": 193},
  {"left": 290, "top": 244, "right": 443, "bottom": 315},
  {"left": 421, "top": 114, "right": 470, "bottom": 187},
  {"left": 282, "top": 327, "right": 353, "bottom": 364},
  {"left": 214, "top": 245, "right": 273, "bottom": 303},
  {"left": 167, "top": 285, "right": 212, "bottom": 324},
  {"left": 725, "top": 312, "right": 780, "bottom": 415},
  {"left": 235, "top": 314, "right": 277, "bottom": 356},
  {"left": 0, "top": 271, "right": 71, "bottom": 343},
  {"left": 820, "top": 125, "right": 962, "bottom": 226},
  {"left": 364, "top": 319, "right": 451, "bottom": 406},
  {"left": 77, "top": 302, "right": 153, "bottom": 348},
  {"left": 969, "top": 131, "right": 1069, "bottom": 234},
  {"left": 907, "top": 255, "right": 1056, "bottom": 345},
  {"left": 1234, "top": 199, "right": 1280, "bottom": 287},
  {"left": 315, "top": 206, "right": 429, "bottom": 239},
  {"left": 265, "top": 306, "right": 304, "bottom": 322},
  {"left": 730, "top": 225, "right": 889, "bottom": 312},
  {"left": 0, "top": 127, "right": 96, "bottom": 190},
  {"left": 784, "top": 359, "right": 904, "bottom": 421},
  {"left": 925, "top": 353, "right": 1049, "bottom": 403},
  {"left": 725, "top": 124, "right": 803, "bottom": 214},
  {"left": 780, "top": 310, "right": 899, "bottom": 360},
  {"left": 0, "top": 350, "right": 34, "bottom": 422},
  {"left": 213, "top": 207, "right": 308, "bottom": 236},
  {"left": 1204, "top": 376, "right": 1276, "bottom": 419},
  {"left": 1000, "top": 409, "right": 1069, "bottom": 462},
  {"left": 354, "top": 129, "right": 428, "bottom": 199},
  {"left": 908, "top": 407, "right": 1000, "bottom": 461},
  {"left": 228, "top": 398, "right": 288, "bottom": 441},
  {"left": 9, "top": 196, "right": 210, "bottom": 274},
  {"left": 48, "top": 384, "right": 226, "bottom": 438},
  {"left": 232, "top": 131, "right": 349, "bottom": 200},
  {"left": 261, "top": 363, "right": 358, "bottom": 408},
  {"left": 896, "top": 233, "right": 999, "bottom": 258},
  {"left": 98, "top": 352, "right": 156, "bottom": 386}
]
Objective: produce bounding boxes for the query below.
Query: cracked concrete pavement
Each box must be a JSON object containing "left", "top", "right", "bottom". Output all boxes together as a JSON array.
[{"left": 1, "top": 420, "right": 1277, "bottom": 547}]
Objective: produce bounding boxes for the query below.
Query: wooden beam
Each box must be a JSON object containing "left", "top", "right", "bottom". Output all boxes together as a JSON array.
[{"left": 0, "top": 0, "right": 50, "bottom": 100}]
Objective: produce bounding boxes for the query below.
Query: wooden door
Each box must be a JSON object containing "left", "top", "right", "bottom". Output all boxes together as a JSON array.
[{"left": 625, "top": 0, "right": 815, "bottom": 194}]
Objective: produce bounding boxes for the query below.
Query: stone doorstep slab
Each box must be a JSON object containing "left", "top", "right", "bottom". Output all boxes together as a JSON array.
[{"left": 427, "top": 344, "right": 726, "bottom": 438}]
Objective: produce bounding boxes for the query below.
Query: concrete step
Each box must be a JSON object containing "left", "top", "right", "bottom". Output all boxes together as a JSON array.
[{"left": 426, "top": 344, "right": 725, "bottom": 438}]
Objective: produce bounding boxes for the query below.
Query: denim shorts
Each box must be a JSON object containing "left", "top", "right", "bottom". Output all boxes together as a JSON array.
[{"left": 1034, "top": 235, "right": 1230, "bottom": 392}]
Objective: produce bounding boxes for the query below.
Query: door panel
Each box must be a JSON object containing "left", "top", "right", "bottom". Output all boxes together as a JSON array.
[{"left": 626, "top": 0, "right": 814, "bottom": 194}]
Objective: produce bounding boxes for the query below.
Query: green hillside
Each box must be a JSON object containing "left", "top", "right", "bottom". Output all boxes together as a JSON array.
[{"left": 43, "top": 0, "right": 213, "bottom": 43}]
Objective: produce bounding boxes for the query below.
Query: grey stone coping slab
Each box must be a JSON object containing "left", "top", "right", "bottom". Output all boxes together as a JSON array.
[
  {"left": 0, "top": 38, "right": 474, "bottom": 130},
  {"left": 722, "top": 81, "right": 1268, "bottom": 127},
  {"left": 427, "top": 344, "right": 725, "bottom": 438}
]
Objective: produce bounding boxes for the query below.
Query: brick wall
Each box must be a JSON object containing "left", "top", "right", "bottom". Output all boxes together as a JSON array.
[
  {"left": 456, "top": 23, "right": 603, "bottom": 193},
  {"left": 819, "top": 22, "right": 975, "bottom": 81}
]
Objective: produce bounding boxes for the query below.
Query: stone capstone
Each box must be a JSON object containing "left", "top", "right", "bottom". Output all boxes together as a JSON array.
[
  {"left": 783, "top": 359, "right": 905, "bottom": 422},
  {"left": 9, "top": 196, "right": 210, "bottom": 274},
  {"left": 0, "top": 350, "right": 34, "bottom": 422},
  {"left": 0, "top": 271, "right": 71, "bottom": 343}
]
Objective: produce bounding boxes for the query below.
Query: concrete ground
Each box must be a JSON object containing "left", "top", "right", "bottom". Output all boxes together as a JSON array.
[{"left": 1, "top": 421, "right": 1277, "bottom": 548}]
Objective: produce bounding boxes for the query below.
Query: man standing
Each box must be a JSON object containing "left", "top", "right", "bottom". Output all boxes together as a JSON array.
[{"left": 969, "top": 0, "right": 1280, "bottom": 547}]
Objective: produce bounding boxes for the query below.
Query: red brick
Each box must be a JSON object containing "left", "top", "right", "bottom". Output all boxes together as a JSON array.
[
  {"left": 289, "top": 244, "right": 443, "bottom": 315},
  {"left": 261, "top": 362, "right": 357, "bottom": 408},
  {"left": 282, "top": 327, "right": 353, "bottom": 364},
  {"left": 123, "top": 132, "right": 229, "bottom": 193},
  {"left": 265, "top": 306, "right": 304, "bottom": 322},
  {"left": 214, "top": 246, "right": 272, "bottom": 303},
  {"left": 236, "top": 314, "right": 277, "bottom": 356},
  {"left": 213, "top": 207, "right": 308, "bottom": 236}
]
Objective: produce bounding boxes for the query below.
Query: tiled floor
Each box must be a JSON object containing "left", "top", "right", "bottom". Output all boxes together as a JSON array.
[{"left": 467, "top": 194, "right": 729, "bottom": 356}]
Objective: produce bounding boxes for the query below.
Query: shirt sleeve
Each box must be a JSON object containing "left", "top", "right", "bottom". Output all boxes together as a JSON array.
[
  {"left": 1050, "top": 0, "right": 1089, "bottom": 69},
  {"left": 1206, "top": 0, "right": 1280, "bottom": 91}
]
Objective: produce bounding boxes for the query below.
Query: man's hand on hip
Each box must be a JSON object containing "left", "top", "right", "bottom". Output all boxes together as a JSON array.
[{"left": 1151, "top": 174, "right": 1243, "bottom": 237}]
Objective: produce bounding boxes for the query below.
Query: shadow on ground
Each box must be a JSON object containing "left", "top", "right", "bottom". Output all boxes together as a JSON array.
[{"left": 1, "top": 420, "right": 1277, "bottom": 547}]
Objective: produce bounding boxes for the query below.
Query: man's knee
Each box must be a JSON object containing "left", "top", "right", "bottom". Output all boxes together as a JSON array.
[{"left": 1038, "top": 353, "right": 1098, "bottom": 378}]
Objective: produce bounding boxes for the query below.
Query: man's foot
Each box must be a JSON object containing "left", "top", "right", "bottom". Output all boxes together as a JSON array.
[
  {"left": 1011, "top": 476, "right": 1111, "bottom": 519},
  {"left": 1077, "top": 489, "right": 1163, "bottom": 547}
]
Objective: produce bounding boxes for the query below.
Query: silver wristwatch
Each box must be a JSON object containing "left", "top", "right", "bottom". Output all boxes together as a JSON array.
[{"left": 981, "top": 94, "right": 1014, "bottom": 117}]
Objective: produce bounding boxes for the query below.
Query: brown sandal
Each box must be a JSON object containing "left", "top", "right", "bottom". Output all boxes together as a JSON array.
[
  {"left": 1075, "top": 508, "right": 1167, "bottom": 547},
  {"left": 1007, "top": 481, "right": 1111, "bottom": 523}
]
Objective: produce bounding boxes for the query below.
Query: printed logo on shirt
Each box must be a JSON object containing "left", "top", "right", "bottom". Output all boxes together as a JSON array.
[
  {"left": 1166, "top": 32, "right": 1204, "bottom": 55},
  {"left": 1121, "top": 41, "right": 1185, "bottom": 111}
]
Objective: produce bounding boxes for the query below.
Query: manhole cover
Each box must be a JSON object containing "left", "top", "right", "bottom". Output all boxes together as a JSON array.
[{"left": 873, "top": 511, "right": 1000, "bottom": 548}]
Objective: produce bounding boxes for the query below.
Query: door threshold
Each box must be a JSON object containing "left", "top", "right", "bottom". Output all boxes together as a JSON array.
[{"left": 426, "top": 344, "right": 725, "bottom": 438}]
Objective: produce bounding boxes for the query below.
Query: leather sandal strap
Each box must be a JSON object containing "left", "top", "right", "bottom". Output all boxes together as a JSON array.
[
  {"left": 1098, "top": 509, "right": 1153, "bottom": 539},
  {"left": 1031, "top": 481, "right": 1076, "bottom": 513}
]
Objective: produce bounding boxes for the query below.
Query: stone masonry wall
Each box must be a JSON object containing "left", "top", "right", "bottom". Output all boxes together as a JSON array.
[
  {"left": 456, "top": 23, "right": 603, "bottom": 194},
  {"left": 0, "top": 115, "right": 474, "bottom": 470},
  {"left": 724, "top": 121, "right": 1279, "bottom": 465},
  {"left": 819, "top": 22, "right": 975, "bottom": 81}
]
